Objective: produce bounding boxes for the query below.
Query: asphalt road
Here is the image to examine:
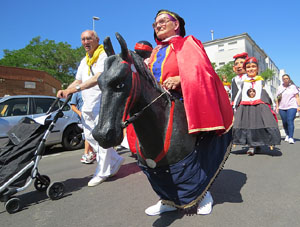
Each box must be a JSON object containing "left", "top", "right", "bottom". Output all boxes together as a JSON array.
[{"left": 1, "top": 119, "right": 300, "bottom": 227}]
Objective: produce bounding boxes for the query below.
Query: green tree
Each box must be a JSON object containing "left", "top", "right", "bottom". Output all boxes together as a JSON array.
[
  {"left": 215, "top": 61, "right": 235, "bottom": 82},
  {"left": 0, "top": 36, "right": 85, "bottom": 86},
  {"left": 260, "top": 68, "right": 274, "bottom": 81}
]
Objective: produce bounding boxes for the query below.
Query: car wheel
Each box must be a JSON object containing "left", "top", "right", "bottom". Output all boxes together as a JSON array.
[{"left": 62, "top": 124, "right": 84, "bottom": 150}]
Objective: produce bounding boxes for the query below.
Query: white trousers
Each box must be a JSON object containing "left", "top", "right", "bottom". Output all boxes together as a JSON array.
[{"left": 82, "top": 110, "right": 121, "bottom": 177}]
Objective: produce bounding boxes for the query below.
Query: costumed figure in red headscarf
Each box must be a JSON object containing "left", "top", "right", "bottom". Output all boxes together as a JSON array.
[
  {"left": 141, "top": 9, "right": 233, "bottom": 216},
  {"left": 231, "top": 52, "right": 248, "bottom": 110},
  {"left": 232, "top": 57, "right": 281, "bottom": 155}
]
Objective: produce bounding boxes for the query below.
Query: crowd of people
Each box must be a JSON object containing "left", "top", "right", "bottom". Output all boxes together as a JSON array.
[{"left": 56, "top": 9, "right": 299, "bottom": 217}]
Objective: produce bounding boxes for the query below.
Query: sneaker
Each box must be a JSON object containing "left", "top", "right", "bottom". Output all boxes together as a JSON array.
[
  {"left": 247, "top": 148, "right": 255, "bottom": 156},
  {"left": 109, "top": 156, "right": 125, "bottom": 177},
  {"left": 197, "top": 191, "right": 213, "bottom": 215},
  {"left": 288, "top": 138, "right": 294, "bottom": 144},
  {"left": 145, "top": 200, "right": 177, "bottom": 216},
  {"left": 88, "top": 176, "right": 107, "bottom": 187},
  {"left": 84, "top": 152, "right": 96, "bottom": 164},
  {"left": 284, "top": 136, "right": 289, "bottom": 142},
  {"left": 80, "top": 154, "right": 88, "bottom": 163}
]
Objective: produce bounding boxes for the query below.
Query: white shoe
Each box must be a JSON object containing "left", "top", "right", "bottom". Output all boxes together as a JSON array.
[
  {"left": 288, "top": 138, "right": 294, "bottom": 144},
  {"left": 145, "top": 200, "right": 177, "bottom": 216},
  {"left": 284, "top": 136, "right": 289, "bottom": 142},
  {"left": 109, "top": 156, "right": 125, "bottom": 177},
  {"left": 88, "top": 176, "right": 107, "bottom": 187},
  {"left": 247, "top": 148, "right": 255, "bottom": 156},
  {"left": 197, "top": 191, "right": 213, "bottom": 215}
]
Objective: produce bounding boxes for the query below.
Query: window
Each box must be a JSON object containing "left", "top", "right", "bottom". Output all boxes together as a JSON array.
[
  {"left": 218, "top": 44, "right": 224, "bottom": 52},
  {"left": 24, "top": 81, "right": 36, "bottom": 89},
  {"left": 0, "top": 98, "right": 29, "bottom": 117},
  {"left": 219, "top": 62, "right": 225, "bottom": 66},
  {"left": 228, "top": 41, "right": 237, "bottom": 45},
  {"left": 34, "top": 98, "right": 58, "bottom": 114}
]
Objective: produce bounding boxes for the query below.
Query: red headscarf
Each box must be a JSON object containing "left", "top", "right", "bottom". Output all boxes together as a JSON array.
[{"left": 243, "top": 57, "right": 258, "bottom": 69}]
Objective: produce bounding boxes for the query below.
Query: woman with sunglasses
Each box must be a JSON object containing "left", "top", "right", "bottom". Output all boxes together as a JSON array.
[
  {"left": 143, "top": 9, "right": 233, "bottom": 216},
  {"left": 275, "top": 74, "right": 300, "bottom": 144}
]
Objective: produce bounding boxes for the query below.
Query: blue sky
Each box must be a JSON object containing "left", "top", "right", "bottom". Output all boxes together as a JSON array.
[{"left": 1, "top": 0, "right": 299, "bottom": 86}]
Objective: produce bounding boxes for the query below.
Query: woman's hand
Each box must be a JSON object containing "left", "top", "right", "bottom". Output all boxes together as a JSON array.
[{"left": 163, "top": 76, "right": 181, "bottom": 90}]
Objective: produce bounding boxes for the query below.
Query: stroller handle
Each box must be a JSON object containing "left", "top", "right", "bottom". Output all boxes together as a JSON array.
[{"left": 46, "top": 94, "right": 73, "bottom": 115}]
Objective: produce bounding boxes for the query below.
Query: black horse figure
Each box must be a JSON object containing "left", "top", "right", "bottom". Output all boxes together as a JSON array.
[{"left": 93, "top": 33, "right": 232, "bottom": 209}]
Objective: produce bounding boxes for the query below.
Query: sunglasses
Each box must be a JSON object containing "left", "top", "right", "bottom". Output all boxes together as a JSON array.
[{"left": 152, "top": 18, "right": 172, "bottom": 29}]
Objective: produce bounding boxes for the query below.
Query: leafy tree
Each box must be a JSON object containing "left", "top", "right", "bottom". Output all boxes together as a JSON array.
[
  {"left": 260, "top": 68, "right": 274, "bottom": 81},
  {"left": 0, "top": 37, "right": 85, "bottom": 85},
  {"left": 214, "top": 61, "right": 235, "bottom": 83}
]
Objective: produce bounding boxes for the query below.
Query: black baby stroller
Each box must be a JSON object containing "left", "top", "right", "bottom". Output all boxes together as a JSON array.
[{"left": 0, "top": 96, "right": 72, "bottom": 213}]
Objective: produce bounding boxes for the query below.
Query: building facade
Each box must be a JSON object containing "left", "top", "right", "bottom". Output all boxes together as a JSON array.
[
  {"left": 203, "top": 33, "right": 282, "bottom": 101},
  {"left": 0, "top": 66, "right": 61, "bottom": 97}
]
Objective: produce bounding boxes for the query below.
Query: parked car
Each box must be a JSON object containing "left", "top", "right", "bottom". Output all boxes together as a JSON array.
[{"left": 0, "top": 95, "right": 84, "bottom": 150}]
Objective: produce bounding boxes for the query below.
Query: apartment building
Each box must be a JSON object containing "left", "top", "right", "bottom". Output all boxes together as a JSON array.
[{"left": 203, "top": 33, "right": 283, "bottom": 100}]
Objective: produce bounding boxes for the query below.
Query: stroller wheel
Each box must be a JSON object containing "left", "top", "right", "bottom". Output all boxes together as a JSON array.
[
  {"left": 47, "top": 182, "right": 65, "bottom": 200},
  {"left": 5, "top": 197, "right": 22, "bottom": 214},
  {"left": 34, "top": 175, "right": 51, "bottom": 192}
]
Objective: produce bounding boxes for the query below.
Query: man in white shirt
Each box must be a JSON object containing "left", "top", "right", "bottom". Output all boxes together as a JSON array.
[{"left": 57, "top": 30, "right": 124, "bottom": 186}]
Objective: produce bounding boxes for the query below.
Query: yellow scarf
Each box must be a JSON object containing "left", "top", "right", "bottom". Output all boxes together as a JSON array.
[
  {"left": 244, "top": 75, "right": 264, "bottom": 83},
  {"left": 86, "top": 44, "right": 104, "bottom": 75}
]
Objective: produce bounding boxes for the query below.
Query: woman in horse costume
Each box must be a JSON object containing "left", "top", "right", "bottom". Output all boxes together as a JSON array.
[{"left": 92, "top": 9, "right": 233, "bottom": 216}]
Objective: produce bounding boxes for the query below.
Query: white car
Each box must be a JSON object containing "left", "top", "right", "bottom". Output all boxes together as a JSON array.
[{"left": 0, "top": 95, "right": 84, "bottom": 150}]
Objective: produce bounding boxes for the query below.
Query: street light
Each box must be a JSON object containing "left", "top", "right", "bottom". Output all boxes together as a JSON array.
[{"left": 93, "top": 16, "right": 100, "bottom": 31}]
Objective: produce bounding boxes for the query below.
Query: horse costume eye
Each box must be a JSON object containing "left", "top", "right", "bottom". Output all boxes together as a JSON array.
[{"left": 116, "top": 83, "right": 125, "bottom": 89}]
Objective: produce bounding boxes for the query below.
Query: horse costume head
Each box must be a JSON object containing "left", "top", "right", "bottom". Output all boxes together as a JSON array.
[
  {"left": 93, "top": 33, "right": 165, "bottom": 148},
  {"left": 92, "top": 33, "right": 195, "bottom": 166}
]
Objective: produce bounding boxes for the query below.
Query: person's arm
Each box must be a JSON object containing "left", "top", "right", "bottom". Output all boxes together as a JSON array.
[
  {"left": 71, "top": 104, "right": 82, "bottom": 118},
  {"left": 57, "top": 72, "right": 101, "bottom": 98},
  {"left": 275, "top": 99, "right": 279, "bottom": 114},
  {"left": 295, "top": 93, "right": 300, "bottom": 112}
]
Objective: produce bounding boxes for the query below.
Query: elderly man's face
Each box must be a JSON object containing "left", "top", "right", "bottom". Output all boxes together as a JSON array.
[
  {"left": 153, "top": 14, "right": 179, "bottom": 40},
  {"left": 233, "top": 58, "right": 246, "bottom": 75},
  {"left": 81, "top": 31, "right": 99, "bottom": 56}
]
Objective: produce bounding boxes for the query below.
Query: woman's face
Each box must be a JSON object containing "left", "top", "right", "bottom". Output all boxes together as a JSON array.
[
  {"left": 282, "top": 75, "right": 290, "bottom": 86},
  {"left": 246, "top": 63, "right": 258, "bottom": 77},
  {"left": 153, "top": 14, "right": 179, "bottom": 40},
  {"left": 248, "top": 89, "right": 256, "bottom": 98}
]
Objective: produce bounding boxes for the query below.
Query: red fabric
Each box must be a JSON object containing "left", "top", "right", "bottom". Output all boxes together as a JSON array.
[
  {"left": 167, "top": 36, "right": 233, "bottom": 134},
  {"left": 134, "top": 43, "right": 153, "bottom": 52},
  {"left": 233, "top": 52, "right": 248, "bottom": 59},
  {"left": 126, "top": 124, "right": 138, "bottom": 154},
  {"left": 240, "top": 99, "right": 265, "bottom": 105},
  {"left": 154, "top": 101, "right": 175, "bottom": 162}
]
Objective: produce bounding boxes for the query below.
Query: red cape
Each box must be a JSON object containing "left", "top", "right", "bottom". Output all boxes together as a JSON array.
[{"left": 169, "top": 36, "right": 233, "bottom": 134}]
